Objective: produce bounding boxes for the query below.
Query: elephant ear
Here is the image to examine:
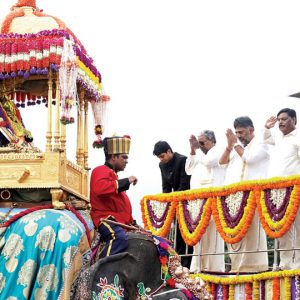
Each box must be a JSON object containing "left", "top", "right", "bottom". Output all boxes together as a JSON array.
[{"left": 114, "top": 274, "right": 120, "bottom": 287}]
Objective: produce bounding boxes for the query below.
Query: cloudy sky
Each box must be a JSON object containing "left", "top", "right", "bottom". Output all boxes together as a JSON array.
[{"left": 1, "top": 0, "right": 300, "bottom": 223}]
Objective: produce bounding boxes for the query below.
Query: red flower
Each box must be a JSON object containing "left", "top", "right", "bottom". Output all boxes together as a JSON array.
[
  {"left": 159, "top": 256, "right": 167, "bottom": 265},
  {"left": 166, "top": 278, "right": 176, "bottom": 288}
]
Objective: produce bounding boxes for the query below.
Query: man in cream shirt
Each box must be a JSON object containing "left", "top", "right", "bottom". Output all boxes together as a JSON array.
[
  {"left": 185, "top": 130, "right": 225, "bottom": 273},
  {"left": 219, "top": 116, "right": 269, "bottom": 272},
  {"left": 264, "top": 108, "right": 300, "bottom": 269}
]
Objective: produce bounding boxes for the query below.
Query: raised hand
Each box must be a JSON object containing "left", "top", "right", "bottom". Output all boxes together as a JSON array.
[
  {"left": 226, "top": 128, "right": 237, "bottom": 148},
  {"left": 265, "top": 116, "right": 277, "bottom": 129},
  {"left": 189, "top": 134, "right": 200, "bottom": 150}
]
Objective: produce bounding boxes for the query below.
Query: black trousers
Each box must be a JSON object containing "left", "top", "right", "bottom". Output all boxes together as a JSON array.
[
  {"left": 98, "top": 220, "right": 128, "bottom": 257},
  {"left": 175, "top": 222, "right": 193, "bottom": 268}
]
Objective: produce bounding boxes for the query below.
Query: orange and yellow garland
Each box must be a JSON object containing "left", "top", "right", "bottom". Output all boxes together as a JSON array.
[
  {"left": 257, "top": 185, "right": 300, "bottom": 238},
  {"left": 177, "top": 198, "right": 212, "bottom": 246},
  {"left": 141, "top": 175, "right": 300, "bottom": 245},
  {"left": 191, "top": 269, "right": 300, "bottom": 300},
  {"left": 212, "top": 190, "right": 256, "bottom": 244},
  {"left": 141, "top": 194, "right": 177, "bottom": 237}
]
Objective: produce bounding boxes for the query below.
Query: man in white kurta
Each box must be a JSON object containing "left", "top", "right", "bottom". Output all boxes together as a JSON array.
[
  {"left": 185, "top": 130, "right": 226, "bottom": 273},
  {"left": 219, "top": 116, "right": 269, "bottom": 272},
  {"left": 264, "top": 108, "right": 300, "bottom": 269}
]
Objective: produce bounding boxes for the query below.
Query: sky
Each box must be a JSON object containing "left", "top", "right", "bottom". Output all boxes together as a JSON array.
[{"left": 1, "top": 0, "right": 300, "bottom": 224}]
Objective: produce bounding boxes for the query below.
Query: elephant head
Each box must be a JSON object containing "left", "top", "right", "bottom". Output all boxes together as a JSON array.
[{"left": 72, "top": 232, "right": 209, "bottom": 300}]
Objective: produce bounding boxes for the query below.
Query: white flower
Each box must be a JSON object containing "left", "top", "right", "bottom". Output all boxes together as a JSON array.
[
  {"left": 186, "top": 199, "right": 205, "bottom": 222},
  {"left": 225, "top": 191, "right": 243, "bottom": 217},
  {"left": 270, "top": 188, "right": 286, "bottom": 209},
  {"left": 150, "top": 200, "right": 168, "bottom": 220}
]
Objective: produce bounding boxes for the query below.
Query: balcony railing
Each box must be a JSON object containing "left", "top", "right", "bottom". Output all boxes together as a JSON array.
[{"left": 141, "top": 174, "right": 300, "bottom": 273}]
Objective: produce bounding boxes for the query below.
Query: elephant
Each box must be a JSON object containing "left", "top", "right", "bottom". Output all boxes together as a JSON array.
[{"left": 71, "top": 231, "right": 211, "bottom": 300}]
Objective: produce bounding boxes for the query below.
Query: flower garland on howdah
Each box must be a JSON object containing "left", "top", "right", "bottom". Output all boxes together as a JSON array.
[
  {"left": 0, "top": 30, "right": 101, "bottom": 100},
  {"left": 0, "top": 30, "right": 103, "bottom": 126},
  {"left": 0, "top": 29, "right": 110, "bottom": 143},
  {"left": 141, "top": 175, "right": 300, "bottom": 245}
]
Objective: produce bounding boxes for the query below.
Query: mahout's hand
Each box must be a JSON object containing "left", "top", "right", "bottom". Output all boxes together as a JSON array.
[{"left": 129, "top": 176, "right": 138, "bottom": 185}]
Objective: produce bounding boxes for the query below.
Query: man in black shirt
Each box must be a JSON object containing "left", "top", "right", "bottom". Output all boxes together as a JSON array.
[{"left": 153, "top": 140, "right": 192, "bottom": 267}]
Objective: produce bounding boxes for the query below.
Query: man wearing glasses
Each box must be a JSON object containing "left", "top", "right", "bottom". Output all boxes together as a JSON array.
[{"left": 185, "top": 130, "right": 225, "bottom": 273}]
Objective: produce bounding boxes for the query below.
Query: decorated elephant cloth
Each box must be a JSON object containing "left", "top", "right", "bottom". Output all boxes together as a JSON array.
[
  {"left": 0, "top": 207, "right": 93, "bottom": 300},
  {"left": 72, "top": 231, "right": 211, "bottom": 300}
]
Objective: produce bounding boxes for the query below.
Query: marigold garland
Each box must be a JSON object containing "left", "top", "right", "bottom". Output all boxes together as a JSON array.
[
  {"left": 223, "top": 284, "right": 228, "bottom": 300},
  {"left": 192, "top": 271, "right": 300, "bottom": 300},
  {"left": 140, "top": 196, "right": 177, "bottom": 236},
  {"left": 245, "top": 282, "right": 252, "bottom": 300},
  {"left": 206, "top": 282, "right": 211, "bottom": 295},
  {"left": 210, "top": 283, "right": 215, "bottom": 300},
  {"left": 284, "top": 277, "right": 291, "bottom": 300},
  {"left": 253, "top": 281, "right": 259, "bottom": 300},
  {"left": 141, "top": 175, "right": 300, "bottom": 244},
  {"left": 228, "top": 284, "right": 234, "bottom": 300},
  {"left": 193, "top": 269, "right": 300, "bottom": 285},
  {"left": 212, "top": 190, "right": 256, "bottom": 244},
  {"left": 257, "top": 185, "right": 300, "bottom": 238},
  {"left": 272, "top": 277, "right": 280, "bottom": 300},
  {"left": 177, "top": 198, "right": 212, "bottom": 246}
]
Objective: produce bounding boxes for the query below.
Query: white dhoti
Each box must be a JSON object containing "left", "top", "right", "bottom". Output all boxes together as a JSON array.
[
  {"left": 278, "top": 211, "right": 300, "bottom": 269},
  {"left": 228, "top": 212, "right": 268, "bottom": 272},
  {"left": 190, "top": 219, "right": 225, "bottom": 273}
]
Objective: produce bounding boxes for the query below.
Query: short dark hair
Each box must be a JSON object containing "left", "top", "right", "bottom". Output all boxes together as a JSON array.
[
  {"left": 199, "top": 130, "right": 216, "bottom": 143},
  {"left": 104, "top": 153, "right": 113, "bottom": 161},
  {"left": 233, "top": 116, "right": 254, "bottom": 129},
  {"left": 277, "top": 108, "right": 297, "bottom": 124},
  {"left": 153, "top": 141, "right": 173, "bottom": 156}
]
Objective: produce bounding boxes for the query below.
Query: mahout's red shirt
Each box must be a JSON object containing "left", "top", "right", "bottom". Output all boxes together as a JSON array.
[{"left": 90, "top": 164, "right": 133, "bottom": 228}]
